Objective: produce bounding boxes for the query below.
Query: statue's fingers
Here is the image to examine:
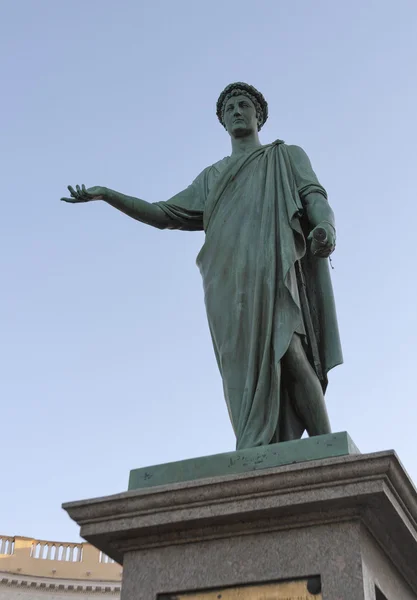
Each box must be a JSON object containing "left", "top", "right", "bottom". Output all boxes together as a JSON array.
[
  {"left": 68, "top": 185, "right": 78, "bottom": 198},
  {"left": 76, "top": 184, "right": 82, "bottom": 194},
  {"left": 81, "top": 184, "right": 92, "bottom": 199},
  {"left": 318, "top": 245, "right": 334, "bottom": 258},
  {"left": 61, "top": 196, "right": 77, "bottom": 203},
  {"left": 312, "top": 244, "right": 327, "bottom": 257}
]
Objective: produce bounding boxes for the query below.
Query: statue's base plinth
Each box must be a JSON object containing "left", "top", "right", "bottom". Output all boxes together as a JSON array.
[
  {"left": 128, "top": 431, "right": 359, "bottom": 490},
  {"left": 63, "top": 439, "right": 417, "bottom": 600}
]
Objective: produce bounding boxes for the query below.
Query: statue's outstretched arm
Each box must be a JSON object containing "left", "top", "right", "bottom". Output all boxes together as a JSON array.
[{"left": 61, "top": 185, "right": 172, "bottom": 230}]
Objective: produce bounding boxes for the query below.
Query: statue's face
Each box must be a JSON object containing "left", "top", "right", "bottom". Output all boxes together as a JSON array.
[{"left": 223, "top": 94, "right": 259, "bottom": 138}]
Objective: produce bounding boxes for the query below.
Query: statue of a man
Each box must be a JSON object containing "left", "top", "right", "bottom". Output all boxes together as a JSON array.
[{"left": 62, "top": 82, "right": 343, "bottom": 450}]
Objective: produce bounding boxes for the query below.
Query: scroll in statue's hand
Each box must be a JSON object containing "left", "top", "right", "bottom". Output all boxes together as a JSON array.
[
  {"left": 61, "top": 185, "right": 107, "bottom": 203},
  {"left": 308, "top": 222, "right": 336, "bottom": 258}
]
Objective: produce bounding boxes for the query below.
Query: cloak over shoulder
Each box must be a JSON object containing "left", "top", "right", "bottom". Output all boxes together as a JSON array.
[{"left": 157, "top": 142, "right": 343, "bottom": 449}]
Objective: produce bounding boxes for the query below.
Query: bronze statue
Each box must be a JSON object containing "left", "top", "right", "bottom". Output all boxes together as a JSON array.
[{"left": 62, "top": 82, "right": 342, "bottom": 450}]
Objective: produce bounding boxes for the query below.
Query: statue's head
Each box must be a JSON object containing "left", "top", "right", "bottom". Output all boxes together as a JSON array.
[{"left": 216, "top": 82, "right": 268, "bottom": 137}]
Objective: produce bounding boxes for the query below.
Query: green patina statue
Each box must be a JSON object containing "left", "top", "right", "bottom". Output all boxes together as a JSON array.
[{"left": 62, "top": 82, "right": 343, "bottom": 450}]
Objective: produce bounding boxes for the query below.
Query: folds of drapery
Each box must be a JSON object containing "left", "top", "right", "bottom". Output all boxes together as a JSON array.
[{"left": 156, "top": 142, "right": 342, "bottom": 448}]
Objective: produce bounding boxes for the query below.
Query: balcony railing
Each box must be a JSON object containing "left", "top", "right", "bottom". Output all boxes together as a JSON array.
[
  {"left": 0, "top": 534, "right": 120, "bottom": 580},
  {"left": 30, "top": 541, "right": 83, "bottom": 562},
  {"left": 0, "top": 537, "right": 14, "bottom": 555},
  {"left": 99, "top": 551, "right": 115, "bottom": 564}
]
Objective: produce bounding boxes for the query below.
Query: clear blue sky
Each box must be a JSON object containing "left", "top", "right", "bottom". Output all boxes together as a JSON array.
[{"left": 1, "top": 0, "right": 416, "bottom": 543}]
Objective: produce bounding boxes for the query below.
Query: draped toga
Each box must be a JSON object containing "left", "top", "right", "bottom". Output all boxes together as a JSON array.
[{"left": 156, "top": 141, "right": 342, "bottom": 450}]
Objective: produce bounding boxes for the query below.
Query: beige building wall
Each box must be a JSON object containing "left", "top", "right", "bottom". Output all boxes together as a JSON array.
[{"left": 0, "top": 535, "right": 122, "bottom": 599}]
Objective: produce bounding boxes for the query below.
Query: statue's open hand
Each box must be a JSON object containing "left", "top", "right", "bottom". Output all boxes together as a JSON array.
[
  {"left": 61, "top": 185, "right": 107, "bottom": 203},
  {"left": 308, "top": 222, "right": 336, "bottom": 258}
]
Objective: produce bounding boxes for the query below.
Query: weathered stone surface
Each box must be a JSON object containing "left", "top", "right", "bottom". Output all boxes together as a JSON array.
[
  {"left": 63, "top": 451, "right": 417, "bottom": 600},
  {"left": 128, "top": 431, "right": 359, "bottom": 490}
]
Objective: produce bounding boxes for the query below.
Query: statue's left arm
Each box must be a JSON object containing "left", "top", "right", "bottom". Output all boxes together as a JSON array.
[{"left": 287, "top": 144, "right": 336, "bottom": 258}]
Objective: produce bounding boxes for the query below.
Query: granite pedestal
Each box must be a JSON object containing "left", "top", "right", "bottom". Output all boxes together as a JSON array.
[{"left": 63, "top": 436, "right": 417, "bottom": 600}]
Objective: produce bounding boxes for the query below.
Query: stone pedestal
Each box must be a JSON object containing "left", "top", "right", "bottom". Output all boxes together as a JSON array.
[{"left": 63, "top": 445, "right": 417, "bottom": 600}]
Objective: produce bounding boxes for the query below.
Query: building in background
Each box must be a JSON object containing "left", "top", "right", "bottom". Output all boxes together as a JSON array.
[{"left": 0, "top": 535, "right": 121, "bottom": 599}]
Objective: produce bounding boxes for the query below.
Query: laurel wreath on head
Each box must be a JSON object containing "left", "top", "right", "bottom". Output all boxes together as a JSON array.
[{"left": 216, "top": 82, "right": 268, "bottom": 131}]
